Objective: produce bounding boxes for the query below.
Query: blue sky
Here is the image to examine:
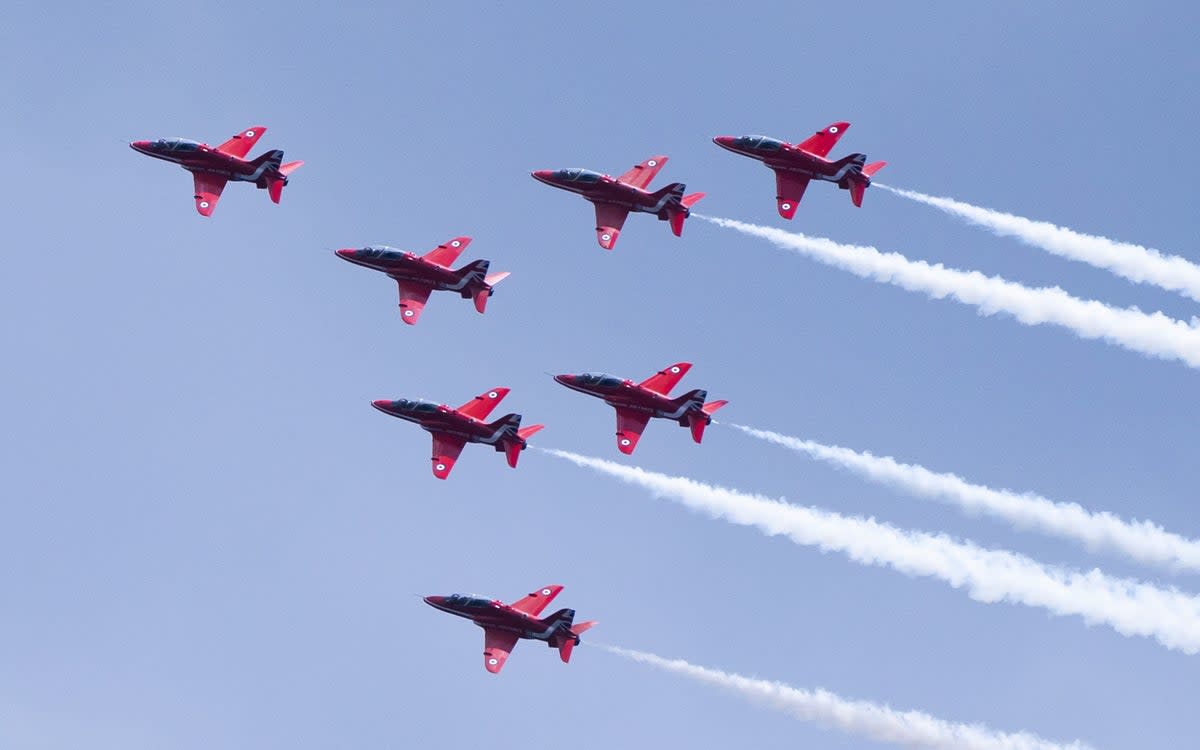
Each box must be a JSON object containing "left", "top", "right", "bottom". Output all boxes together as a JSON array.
[{"left": 2, "top": 2, "right": 1198, "bottom": 748}]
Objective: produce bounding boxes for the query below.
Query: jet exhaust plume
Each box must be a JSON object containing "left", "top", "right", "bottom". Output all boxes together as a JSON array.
[
  {"left": 730, "top": 424, "right": 1200, "bottom": 575},
  {"left": 599, "top": 645, "right": 1094, "bottom": 750},
  {"left": 543, "top": 449, "right": 1200, "bottom": 654},
  {"left": 695, "top": 215, "right": 1200, "bottom": 370},
  {"left": 877, "top": 184, "right": 1200, "bottom": 303}
]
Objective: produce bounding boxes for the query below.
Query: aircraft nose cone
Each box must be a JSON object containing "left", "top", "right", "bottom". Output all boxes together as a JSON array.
[
  {"left": 371, "top": 399, "right": 393, "bottom": 412},
  {"left": 335, "top": 248, "right": 356, "bottom": 259},
  {"left": 553, "top": 374, "right": 575, "bottom": 386},
  {"left": 531, "top": 169, "right": 553, "bottom": 183},
  {"left": 712, "top": 136, "right": 735, "bottom": 149},
  {"left": 423, "top": 595, "right": 442, "bottom": 606},
  {"left": 130, "top": 140, "right": 151, "bottom": 152}
]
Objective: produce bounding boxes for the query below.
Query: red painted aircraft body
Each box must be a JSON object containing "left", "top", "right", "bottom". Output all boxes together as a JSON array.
[
  {"left": 713, "top": 122, "right": 885, "bottom": 219},
  {"left": 129, "top": 126, "right": 302, "bottom": 216},
  {"left": 424, "top": 585, "right": 595, "bottom": 674},
  {"left": 554, "top": 362, "right": 727, "bottom": 454},
  {"left": 336, "top": 237, "right": 509, "bottom": 325},
  {"left": 532, "top": 157, "right": 705, "bottom": 250},
  {"left": 372, "top": 387, "right": 543, "bottom": 479}
]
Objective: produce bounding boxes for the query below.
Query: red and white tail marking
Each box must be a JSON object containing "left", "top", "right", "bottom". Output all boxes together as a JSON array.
[{"left": 505, "top": 424, "right": 543, "bottom": 468}]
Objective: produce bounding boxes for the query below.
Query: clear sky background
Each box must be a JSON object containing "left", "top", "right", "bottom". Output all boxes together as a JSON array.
[{"left": 2, "top": 2, "right": 1198, "bottom": 748}]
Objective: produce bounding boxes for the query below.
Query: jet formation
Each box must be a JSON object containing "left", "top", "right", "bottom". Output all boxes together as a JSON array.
[{"left": 130, "top": 120, "right": 885, "bottom": 672}]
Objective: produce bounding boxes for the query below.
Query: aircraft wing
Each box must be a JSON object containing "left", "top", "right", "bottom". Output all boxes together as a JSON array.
[
  {"left": 795, "top": 121, "right": 849, "bottom": 158},
  {"left": 192, "top": 172, "right": 228, "bottom": 217},
  {"left": 482, "top": 627, "right": 520, "bottom": 674},
  {"left": 422, "top": 236, "right": 472, "bottom": 268},
  {"left": 638, "top": 362, "right": 692, "bottom": 395},
  {"left": 593, "top": 202, "right": 630, "bottom": 250},
  {"left": 773, "top": 169, "right": 810, "bottom": 220},
  {"left": 509, "top": 585, "right": 564, "bottom": 617},
  {"left": 215, "top": 125, "right": 267, "bottom": 159},
  {"left": 430, "top": 432, "right": 467, "bottom": 480},
  {"left": 615, "top": 407, "right": 652, "bottom": 455},
  {"left": 617, "top": 155, "right": 668, "bottom": 190},
  {"left": 396, "top": 281, "right": 433, "bottom": 324},
  {"left": 456, "top": 387, "right": 510, "bottom": 421}
]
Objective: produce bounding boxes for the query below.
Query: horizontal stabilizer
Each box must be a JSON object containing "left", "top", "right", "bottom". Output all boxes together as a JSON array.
[
  {"left": 848, "top": 180, "right": 866, "bottom": 207},
  {"left": 504, "top": 424, "right": 544, "bottom": 468},
  {"left": 570, "top": 620, "right": 596, "bottom": 636},
  {"left": 559, "top": 638, "right": 575, "bottom": 663},
  {"left": 484, "top": 271, "right": 510, "bottom": 286},
  {"left": 517, "top": 424, "right": 545, "bottom": 441},
  {"left": 702, "top": 399, "right": 728, "bottom": 416},
  {"left": 681, "top": 192, "right": 705, "bottom": 208},
  {"left": 280, "top": 160, "right": 304, "bottom": 176},
  {"left": 268, "top": 178, "right": 285, "bottom": 204},
  {"left": 863, "top": 161, "right": 886, "bottom": 177}
]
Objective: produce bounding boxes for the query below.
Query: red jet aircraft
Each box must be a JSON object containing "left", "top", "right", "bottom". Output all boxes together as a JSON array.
[
  {"left": 532, "top": 157, "right": 704, "bottom": 250},
  {"left": 130, "top": 126, "right": 302, "bottom": 216},
  {"left": 372, "top": 387, "right": 543, "bottom": 479},
  {"left": 336, "top": 237, "right": 509, "bottom": 325},
  {"left": 713, "top": 122, "right": 885, "bottom": 219},
  {"left": 424, "top": 585, "right": 595, "bottom": 674},
  {"left": 554, "top": 363, "right": 727, "bottom": 454}
]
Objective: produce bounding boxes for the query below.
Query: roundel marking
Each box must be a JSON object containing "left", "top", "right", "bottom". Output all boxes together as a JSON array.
[
  {"left": 828, "top": 126, "right": 839, "bottom": 134},
  {"left": 199, "top": 201, "right": 210, "bottom": 209},
  {"left": 541, "top": 588, "right": 552, "bottom": 596},
  {"left": 488, "top": 658, "right": 499, "bottom": 666},
  {"left": 435, "top": 463, "right": 447, "bottom": 472},
  {"left": 245, "top": 130, "right": 255, "bottom": 137},
  {"left": 601, "top": 233, "right": 611, "bottom": 242},
  {"left": 670, "top": 366, "right": 680, "bottom": 373},
  {"left": 403, "top": 309, "right": 414, "bottom": 317},
  {"left": 647, "top": 159, "right": 657, "bottom": 167},
  {"left": 451, "top": 240, "right": 461, "bottom": 247},
  {"left": 488, "top": 391, "right": 499, "bottom": 399},
  {"left": 620, "top": 438, "right": 631, "bottom": 446},
  {"left": 781, "top": 202, "right": 791, "bottom": 211}
]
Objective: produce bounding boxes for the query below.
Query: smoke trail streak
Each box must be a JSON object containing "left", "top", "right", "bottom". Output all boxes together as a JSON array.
[
  {"left": 730, "top": 424, "right": 1200, "bottom": 575},
  {"left": 696, "top": 215, "right": 1200, "bottom": 369},
  {"left": 877, "top": 184, "right": 1200, "bottom": 303},
  {"left": 544, "top": 449, "right": 1200, "bottom": 654},
  {"left": 600, "top": 645, "right": 1094, "bottom": 750}
]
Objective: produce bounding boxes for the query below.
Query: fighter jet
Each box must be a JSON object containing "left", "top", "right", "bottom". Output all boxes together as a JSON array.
[
  {"left": 424, "top": 585, "right": 595, "bottom": 674},
  {"left": 336, "top": 236, "right": 509, "bottom": 325},
  {"left": 713, "top": 122, "right": 885, "bottom": 219},
  {"left": 554, "top": 362, "right": 727, "bottom": 454},
  {"left": 130, "top": 125, "right": 302, "bottom": 216},
  {"left": 372, "top": 387, "right": 542, "bottom": 479},
  {"left": 532, "top": 156, "right": 704, "bottom": 249}
]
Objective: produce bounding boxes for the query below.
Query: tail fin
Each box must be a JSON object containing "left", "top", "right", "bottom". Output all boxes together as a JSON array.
[
  {"left": 688, "top": 399, "right": 728, "bottom": 444},
  {"left": 504, "top": 424, "right": 544, "bottom": 468},
  {"left": 455, "top": 259, "right": 491, "bottom": 282},
  {"left": 251, "top": 149, "right": 284, "bottom": 170},
  {"left": 672, "top": 388, "right": 708, "bottom": 411},
  {"left": 832, "top": 152, "right": 867, "bottom": 170},
  {"left": 474, "top": 271, "right": 509, "bottom": 314},
  {"left": 848, "top": 162, "right": 883, "bottom": 208},
  {"left": 558, "top": 620, "right": 596, "bottom": 664},
  {"left": 669, "top": 192, "right": 705, "bottom": 237}
]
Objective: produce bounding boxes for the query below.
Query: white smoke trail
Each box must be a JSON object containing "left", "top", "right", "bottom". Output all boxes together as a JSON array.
[
  {"left": 544, "top": 449, "right": 1200, "bottom": 654},
  {"left": 696, "top": 215, "right": 1200, "bottom": 370},
  {"left": 877, "top": 184, "right": 1200, "bottom": 303},
  {"left": 600, "top": 645, "right": 1093, "bottom": 750},
  {"left": 729, "top": 424, "right": 1200, "bottom": 574}
]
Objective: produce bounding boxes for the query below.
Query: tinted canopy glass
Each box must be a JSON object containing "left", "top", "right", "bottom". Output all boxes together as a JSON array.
[
  {"left": 733, "top": 135, "right": 783, "bottom": 151},
  {"left": 577, "top": 373, "right": 622, "bottom": 388},
  {"left": 555, "top": 168, "right": 602, "bottom": 183},
  {"left": 157, "top": 138, "right": 202, "bottom": 151}
]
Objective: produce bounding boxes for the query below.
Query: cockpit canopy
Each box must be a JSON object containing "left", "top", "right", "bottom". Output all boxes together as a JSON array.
[
  {"left": 448, "top": 593, "right": 495, "bottom": 608},
  {"left": 356, "top": 245, "right": 404, "bottom": 259},
  {"left": 732, "top": 135, "right": 784, "bottom": 151},
  {"left": 391, "top": 398, "right": 441, "bottom": 413},
  {"left": 576, "top": 373, "right": 623, "bottom": 388},
  {"left": 155, "top": 138, "right": 203, "bottom": 152},
  {"left": 553, "top": 168, "right": 602, "bottom": 183}
]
